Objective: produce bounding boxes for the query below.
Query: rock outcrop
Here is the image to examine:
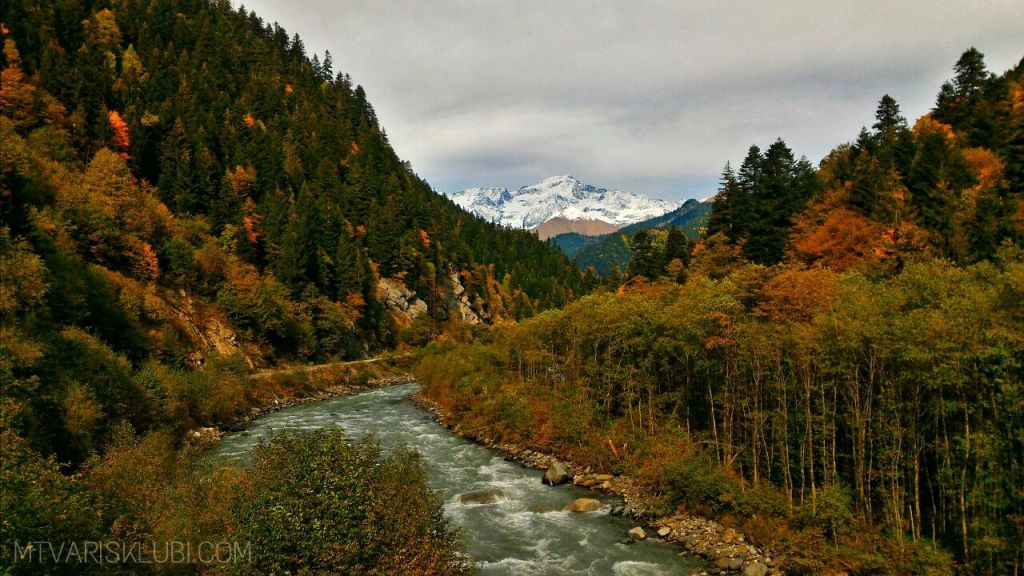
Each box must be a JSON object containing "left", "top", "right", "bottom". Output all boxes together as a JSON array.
[
  {"left": 377, "top": 278, "right": 428, "bottom": 327},
  {"left": 377, "top": 271, "right": 490, "bottom": 326},
  {"left": 164, "top": 289, "right": 253, "bottom": 368},
  {"left": 439, "top": 270, "right": 489, "bottom": 324}
]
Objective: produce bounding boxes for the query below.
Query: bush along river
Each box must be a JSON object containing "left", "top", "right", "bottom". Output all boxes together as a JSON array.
[{"left": 215, "top": 382, "right": 711, "bottom": 575}]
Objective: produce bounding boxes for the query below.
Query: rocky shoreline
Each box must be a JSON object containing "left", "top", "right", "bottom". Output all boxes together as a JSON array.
[{"left": 413, "top": 393, "right": 781, "bottom": 576}]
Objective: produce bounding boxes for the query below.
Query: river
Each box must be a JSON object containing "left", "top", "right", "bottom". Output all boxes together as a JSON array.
[{"left": 214, "top": 383, "right": 707, "bottom": 575}]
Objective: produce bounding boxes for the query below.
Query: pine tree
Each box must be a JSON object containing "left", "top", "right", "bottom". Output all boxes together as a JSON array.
[
  {"left": 276, "top": 183, "right": 322, "bottom": 292},
  {"left": 322, "top": 50, "right": 333, "bottom": 82},
  {"left": 849, "top": 151, "right": 885, "bottom": 215},
  {"left": 707, "top": 162, "right": 742, "bottom": 239},
  {"left": 872, "top": 94, "right": 908, "bottom": 142},
  {"left": 734, "top": 145, "right": 763, "bottom": 243},
  {"left": 626, "top": 230, "right": 661, "bottom": 279},
  {"left": 334, "top": 224, "right": 365, "bottom": 300},
  {"left": 664, "top": 227, "right": 691, "bottom": 264},
  {"left": 951, "top": 47, "right": 989, "bottom": 99}
]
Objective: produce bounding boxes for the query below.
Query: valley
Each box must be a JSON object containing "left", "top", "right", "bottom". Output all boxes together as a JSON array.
[{"left": 1, "top": 1, "right": 1022, "bottom": 575}]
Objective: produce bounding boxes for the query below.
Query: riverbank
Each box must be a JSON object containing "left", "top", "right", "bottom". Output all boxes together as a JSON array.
[
  {"left": 185, "top": 357, "right": 414, "bottom": 443},
  {"left": 214, "top": 382, "right": 711, "bottom": 575},
  {"left": 413, "top": 394, "right": 779, "bottom": 576}
]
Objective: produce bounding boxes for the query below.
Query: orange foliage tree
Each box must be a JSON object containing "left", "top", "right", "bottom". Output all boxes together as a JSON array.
[
  {"left": 0, "top": 39, "right": 35, "bottom": 129},
  {"left": 108, "top": 110, "right": 130, "bottom": 156},
  {"left": 792, "top": 207, "right": 883, "bottom": 272}
]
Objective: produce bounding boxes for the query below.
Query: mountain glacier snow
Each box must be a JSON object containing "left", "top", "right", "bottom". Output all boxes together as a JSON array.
[{"left": 444, "top": 175, "right": 680, "bottom": 230}]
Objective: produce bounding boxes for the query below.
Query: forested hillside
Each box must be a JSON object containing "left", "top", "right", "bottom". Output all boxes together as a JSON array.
[
  {"left": 2, "top": 0, "right": 588, "bottom": 358},
  {"left": 418, "top": 49, "right": 1024, "bottom": 575},
  {"left": 0, "top": 1, "right": 587, "bottom": 572},
  {"left": 1, "top": 0, "right": 593, "bottom": 456}
]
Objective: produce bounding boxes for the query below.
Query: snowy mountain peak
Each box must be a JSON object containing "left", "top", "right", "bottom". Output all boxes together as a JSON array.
[{"left": 445, "top": 177, "right": 680, "bottom": 231}]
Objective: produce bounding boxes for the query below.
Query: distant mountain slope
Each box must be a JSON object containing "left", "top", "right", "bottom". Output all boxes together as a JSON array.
[
  {"left": 552, "top": 199, "right": 712, "bottom": 273},
  {"left": 446, "top": 175, "right": 679, "bottom": 230},
  {"left": 532, "top": 217, "right": 618, "bottom": 240}
]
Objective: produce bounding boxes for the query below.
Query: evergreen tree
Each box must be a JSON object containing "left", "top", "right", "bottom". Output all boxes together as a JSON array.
[
  {"left": 276, "top": 183, "right": 322, "bottom": 292},
  {"left": 951, "top": 47, "right": 989, "bottom": 99},
  {"left": 706, "top": 162, "right": 743, "bottom": 240},
  {"left": 626, "top": 230, "right": 661, "bottom": 279},
  {"left": 873, "top": 95, "right": 907, "bottom": 140},
  {"left": 334, "top": 225, "right": 365, "bottom": 300},
  {"left": 663, "top": 227, "right": 691, "bottom": 265}
]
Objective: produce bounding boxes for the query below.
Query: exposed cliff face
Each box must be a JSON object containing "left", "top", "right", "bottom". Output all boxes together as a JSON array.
[
  {"left": 162, "top": 289, "right": 255, "bottom": 367},
  {"left": 439, "top": 270, "right": 490, "bottom": 324},
  {"left": 377, "top": 278, "right": 429, "bottom": 328},
  {"left": 376, "top": 271, "right": 490, "bottom": 327}
]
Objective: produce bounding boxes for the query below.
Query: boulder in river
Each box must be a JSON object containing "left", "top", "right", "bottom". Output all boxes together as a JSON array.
[
  {"left": 459, "top": 488, "right": 504, "bottom": 505},
  {"left": 563, "top": 498, "right": 603, "bottom": 513},
  {"left": 628, "top": 526, "right": 647, "bottom": 541},
  {"left": 543, "top": 460, "right": 570, "bottom": 485},
  {"left": 657, "top": 526, "right": 671, "bottom": 537}
]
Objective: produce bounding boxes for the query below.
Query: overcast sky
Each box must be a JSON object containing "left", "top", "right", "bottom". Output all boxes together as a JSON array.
[{"left": 238, "top": 1, "right": 1022, "bottom": 201}]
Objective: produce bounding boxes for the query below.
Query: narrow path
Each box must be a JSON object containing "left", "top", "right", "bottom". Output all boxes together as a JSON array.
[{"left": 250, "top": 354, "right": 405, "bottom": 380}]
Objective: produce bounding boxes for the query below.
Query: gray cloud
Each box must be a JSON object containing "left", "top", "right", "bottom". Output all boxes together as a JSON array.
[{"left": 238, "top": 1, "right": 1023, "bottom": 200}]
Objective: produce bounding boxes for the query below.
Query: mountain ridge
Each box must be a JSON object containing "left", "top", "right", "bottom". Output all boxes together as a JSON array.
[
  {"left": 551, "top": 198, "right": 713, "bottom": 273},
  {"left": 445, "top": 175, "right": 680, "bottom": 231}
]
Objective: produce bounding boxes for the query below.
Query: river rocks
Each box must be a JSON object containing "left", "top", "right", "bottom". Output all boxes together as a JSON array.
[
  {"left": 716, "top": 556, "right": 744, "bottom": 571},
  {"left": 743, "top": 562, "right": 768, "bottom": 576},
  {"left": 187, "top": 426, "right": 222, "bottom": 444},
  {"left": 628, "top": 527, "right": 647, "bottom": 541},
  {"left": 543, "top": 460, "right": 571, "bottom": 485},
  {"left": 459, "top": 488, "right": 504, "bottom": 505},
  {"left": 651, "top": 514, "right": 773, "bottom": 574},
  {"left": 564, "top": 498, "right": 603, "bottom": 513},
  {"left": 413, "top": 391, "right": 773, "bottom": 574}
]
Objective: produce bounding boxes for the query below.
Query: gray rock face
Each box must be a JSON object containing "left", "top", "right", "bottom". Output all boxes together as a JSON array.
[
  {"left": 542, "top": 460, "right": 570, "bottom": 485},
  {"left": 743, "top": 561, "right": 768, "bottom": 576},
  {"left": 439, "top": 270, "right": 489, "bottom": 324},
  {"left": 563, "top": 498, "right": 603, "bottom": 513},
  {"left": 458, "top": 488, "right": 504, "bottom": 505},
  {"left": 377, "top": 278, "right": 428, "bottom": 319}
]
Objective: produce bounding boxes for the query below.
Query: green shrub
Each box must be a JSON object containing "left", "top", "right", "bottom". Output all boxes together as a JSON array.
[
  {"left": 227, "top": 430, "right": 472, "bottom": 576},
  {"left": 799, "top": 483, "right": 855, "bottom": 540},
  {"left": 0, "top": 400, "right": 104, "bottom": 575},
  {"left": 663, "top": 452, "right": 738, "bottom": 515}
]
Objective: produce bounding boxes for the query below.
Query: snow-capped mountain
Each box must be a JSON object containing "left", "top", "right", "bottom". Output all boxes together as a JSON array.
[{"left": 445, "top": 175, "right": 680, "bottom": 231}]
